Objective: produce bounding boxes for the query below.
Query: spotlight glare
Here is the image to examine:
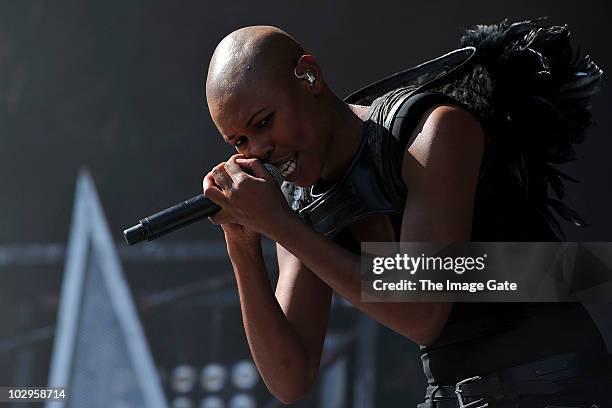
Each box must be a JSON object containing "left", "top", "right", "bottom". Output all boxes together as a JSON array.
[
  {"left": 201, "top": 363, "right": 228, "bottom": 392},
  {"left": 172, "top": 396, "right": 194, "bottom": 408},
  {"left": 228, "top": 393, "right": 256, "bottom": 408},
  {"left": 172, "top": 365, "right": 197, "bottom": 394},
  {"left": 201, "top": 395, "right": 225, "bottom": 408},
  {"left": 231, "top": 360, "right": 259, "bottom": 390}
]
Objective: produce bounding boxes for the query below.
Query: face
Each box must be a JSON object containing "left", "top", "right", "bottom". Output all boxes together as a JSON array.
[{"left": 207, "top": 71, "right": 331, "bottom": 187}]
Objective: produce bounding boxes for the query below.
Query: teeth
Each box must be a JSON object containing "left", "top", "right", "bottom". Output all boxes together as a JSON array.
[
  {"left": 280, "top": 155, "right": 296, "bottom": 178},
  {"left": 279, "top": 155, "right": 295, "bottom": 170},
  {"left": 281, "top": 162, "right": 295, "bottom": 178}
]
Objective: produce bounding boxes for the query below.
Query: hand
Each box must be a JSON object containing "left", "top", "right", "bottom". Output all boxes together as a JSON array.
[{"left": 203, "top": 154, "right": 292, "bottom": 241}]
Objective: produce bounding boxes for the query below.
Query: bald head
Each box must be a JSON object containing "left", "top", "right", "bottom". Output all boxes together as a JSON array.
[
  {"left": 206, "top": 26, "right": 305, "bottom": 108},
  {"left": 203, "top": 27, "right": 354, "bottom": 186}
]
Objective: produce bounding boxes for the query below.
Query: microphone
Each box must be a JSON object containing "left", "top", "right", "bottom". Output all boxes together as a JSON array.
[{"left": 123, "top": 164, "right": 283, "bottom": 245}]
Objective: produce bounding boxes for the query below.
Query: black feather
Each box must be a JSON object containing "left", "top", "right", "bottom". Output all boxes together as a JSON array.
[{"left": 435, "top": 18, "right": 602, "bottom": 232}]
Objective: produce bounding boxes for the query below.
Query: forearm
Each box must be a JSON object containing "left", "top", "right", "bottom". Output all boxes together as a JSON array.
[
  {"left": 268, "top": 215, "right": 450, "bottom": 345},
  {"left": 226, "top": 240, "right": 315, "bottom": 402}
]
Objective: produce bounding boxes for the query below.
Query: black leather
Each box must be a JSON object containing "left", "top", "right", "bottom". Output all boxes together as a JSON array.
[
  {"left": 281, "top": 47, "right": 478, "bottom": 238},
  {"left": 344, "top": 47, "right": 476, "bottom": 106},
  {"left": 289, "top": 131, "right": 401, "bottom": 238}
]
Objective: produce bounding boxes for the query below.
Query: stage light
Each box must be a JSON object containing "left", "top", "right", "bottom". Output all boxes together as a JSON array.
[
  {"left": 172, "top": 396, "right": 194, "bottom": 408},
  {"left": 228, "top": 393, "right": 256, "bottom": 408},
  {"left": 172, "top": 364, "right": 197, "bottom": 394},
  {"left": 201, "top": 363, "right": 228, "bottom": 392},
  {"left": 231, "top": 360, "right": 259, "bottom": 390},
  {"left": 200, "top": 395, "right": 225, "bottom": 408}
]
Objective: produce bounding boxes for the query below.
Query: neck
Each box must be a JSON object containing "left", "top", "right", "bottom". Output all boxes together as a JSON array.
[{"left": 320, "top": 98, "right": 369, "bottom": 182}]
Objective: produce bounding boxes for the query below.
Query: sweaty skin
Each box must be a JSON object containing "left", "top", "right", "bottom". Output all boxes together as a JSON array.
[{"left": 203, "top": 26, "right": 484, "bottom": 404}]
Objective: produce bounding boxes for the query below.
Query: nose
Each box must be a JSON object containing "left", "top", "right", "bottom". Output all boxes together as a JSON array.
[{"left": 248, "top": 136, "right": 273, "bottom": 162}]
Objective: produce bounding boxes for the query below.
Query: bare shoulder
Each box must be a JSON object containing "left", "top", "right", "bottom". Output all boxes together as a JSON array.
[
  {"left": 399, "top": 104, "right": 485, "bottom": 241},
  {"left": 402, "top": 104, "right": 485, "bottom": 189}
]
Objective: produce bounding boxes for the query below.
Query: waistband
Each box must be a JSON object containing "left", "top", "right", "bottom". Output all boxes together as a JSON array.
[{"left": 417, "top": 351, "right": 612, "bottom": 408}]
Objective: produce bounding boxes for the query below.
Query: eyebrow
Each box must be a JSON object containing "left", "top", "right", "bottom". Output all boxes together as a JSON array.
[{"left": 225, "top": 107, "right": 268, "bottom": 143}]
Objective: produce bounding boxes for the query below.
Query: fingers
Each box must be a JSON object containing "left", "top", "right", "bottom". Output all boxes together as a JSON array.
[
  {"left": 235, "top": 158, "right": 273, "bottom": 181},
  {"left": 203, "top": 172, "right": 226, "bottom": 206},
  {"left": 224, "top": 154, "right": 250, "bottom": 180},
  {"left": 203, "top": 154, "right": 271, "bottom": 227},
  {"left": 203, "top": 174, "right": 228, "bottom": 225},
  {"left": 211, "top": 162, "right": 234, "bottom": 189},
  {"left": 224, "top": 154, "right": 272, "bottom": 182}
]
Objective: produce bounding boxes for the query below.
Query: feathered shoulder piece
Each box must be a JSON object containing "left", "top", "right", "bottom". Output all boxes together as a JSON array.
[
  {"left": 432, "top": 18, "right": 603, "bottom": 234},
  {"left": 285, "top": 19, "right": 602, "bottom": 239}
]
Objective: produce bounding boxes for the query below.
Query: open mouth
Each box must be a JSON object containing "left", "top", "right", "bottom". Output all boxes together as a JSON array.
[{"left": 279, "top": 154, "right": 297, "bottom": 178}]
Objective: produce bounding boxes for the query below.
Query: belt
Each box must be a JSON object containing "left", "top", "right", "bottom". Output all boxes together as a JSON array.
[{"left": 417, "top": 351, "right": 612, "bottom": 408}]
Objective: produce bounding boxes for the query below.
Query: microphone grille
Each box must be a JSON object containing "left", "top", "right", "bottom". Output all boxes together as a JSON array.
[{"left": 263, "top": 163, "right": 285, "bottom": 186}]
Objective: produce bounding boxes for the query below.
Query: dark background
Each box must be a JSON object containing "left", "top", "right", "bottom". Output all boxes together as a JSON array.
[
  {"left": 1, "top": 0, "right": 611, "bottom": 406},
  {"left": 1, "top": 0, "right": 611, "bottom": 245}
]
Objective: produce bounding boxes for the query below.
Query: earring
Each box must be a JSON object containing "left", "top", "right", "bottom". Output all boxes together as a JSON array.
[{"left": 294, "top": 67, "right": 316, "bottom": 88}]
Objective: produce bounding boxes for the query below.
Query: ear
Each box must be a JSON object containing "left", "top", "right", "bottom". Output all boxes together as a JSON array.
[{"left": 295, "top": 54, "right": 324, "bottom": 94}]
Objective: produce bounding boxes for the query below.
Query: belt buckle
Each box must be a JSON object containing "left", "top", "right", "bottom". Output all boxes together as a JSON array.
[{"left": 455, "top": 376, "right": 489, "bottom": 408}]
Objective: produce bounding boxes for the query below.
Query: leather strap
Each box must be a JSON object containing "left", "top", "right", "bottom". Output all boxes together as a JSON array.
[
  {"left": 425, "top": 379, "right": 561, "bottom": 399},
  {"left": 418, "top": 351, "right": 612, "bottom": 408}
]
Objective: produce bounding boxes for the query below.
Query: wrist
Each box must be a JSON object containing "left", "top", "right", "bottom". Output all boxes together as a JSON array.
[
  {"left": 226, "top": 234, "right": 261, "bottom": 252},
  {"left": 266, "top": 209, "right": 304, "bottom": 244},
  {"left": 226, "top": 238, "right": 268, "bottom": 280}
]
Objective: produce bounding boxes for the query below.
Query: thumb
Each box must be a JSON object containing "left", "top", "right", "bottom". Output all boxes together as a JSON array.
[{"left": 236, "top": 158, "right": 273, "bottom": 181}]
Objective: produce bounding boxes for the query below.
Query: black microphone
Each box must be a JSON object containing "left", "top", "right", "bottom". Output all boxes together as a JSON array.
[{"left": 123, "top": 164, "right": 283, "bottom": 245}]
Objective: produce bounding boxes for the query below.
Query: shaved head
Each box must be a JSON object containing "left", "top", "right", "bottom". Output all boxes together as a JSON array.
[
  {"left": 203, "top": 26, "right": 356, "bottom": 186},
  {"left": 206, "top": 26, "right": 305, "bottom": 109}
]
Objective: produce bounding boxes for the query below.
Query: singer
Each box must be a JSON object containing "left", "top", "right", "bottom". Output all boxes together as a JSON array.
[{"left": 202, "top": 22, "right": 611, "bottom": 406}]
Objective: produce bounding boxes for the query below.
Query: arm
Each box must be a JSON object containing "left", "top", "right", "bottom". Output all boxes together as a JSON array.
[
  {"left": 223, "top": 237, "right": 331, "bottom": 405},
  {"left": 401, "top": 104, "right": 484, "bottom": 241},
  {"left": 267, "top": 104, "right": 484, "bottom": 345},
  {"left": 205, "top": 103, "right": 483, "bottom": 400},
  {"left": 203, "top": 169, "right": 332, "bottom": 404},
  {"left": 275, "top": 243, "right": 332, "bottom": 393}
]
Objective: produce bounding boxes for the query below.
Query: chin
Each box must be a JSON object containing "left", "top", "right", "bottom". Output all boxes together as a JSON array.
[
  {"left": 291, "top": 169, "right": 319, "bottom": 188},
  {"left": 289, "top": 172, "right": 314, "bottom": 188},
  {"left": 284, "top": 156, "right": 321, "bottom": 188}
]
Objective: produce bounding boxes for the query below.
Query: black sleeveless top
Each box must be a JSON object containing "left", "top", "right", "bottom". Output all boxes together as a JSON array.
[{"left": 331, "top": 91, "right": 607, "bottom": 385}]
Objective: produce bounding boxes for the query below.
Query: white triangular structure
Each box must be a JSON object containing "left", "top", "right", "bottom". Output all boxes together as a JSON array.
[{"left": 46, "top": 170, "right": 168, "bottom": 408}]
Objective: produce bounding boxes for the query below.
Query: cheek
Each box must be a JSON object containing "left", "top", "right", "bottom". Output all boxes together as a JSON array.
[
  {"left": 275, "top": 110, "right": 313, "bottom": 148},
  {"left": 274, "top": 103, "right": 327, "bottom": 184}
]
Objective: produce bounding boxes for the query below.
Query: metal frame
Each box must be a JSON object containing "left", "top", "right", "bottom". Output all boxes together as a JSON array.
[{"left": 45, "top": 171, "right": 168, "bottom": 408}]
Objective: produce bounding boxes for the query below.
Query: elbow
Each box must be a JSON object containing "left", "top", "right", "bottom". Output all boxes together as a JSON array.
[
  {"left": 275, "top": 392, "right": 306, "bottom": 405},
  {"left": 411, "top": 302, "right": 453, "bottom": 346},
  {"left": 267, "top": 361, "right": 319, "bottom": 405},
  {"left": 413, "top": 326, "right": 444, "bottom": 347},
  {"left": 270, "top": 378, "right": 313, "bottom": 405}
]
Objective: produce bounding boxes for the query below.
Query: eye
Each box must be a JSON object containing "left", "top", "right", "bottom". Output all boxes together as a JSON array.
[
  {"left": 256, "top": 113, "right": 274, "bottom": 129},
  {"left": 234, "top": 136, "right": 247, "bottom": 149}
]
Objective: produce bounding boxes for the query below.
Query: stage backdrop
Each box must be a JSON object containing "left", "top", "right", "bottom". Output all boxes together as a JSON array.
[{"left": 1, "top": 1, "right": 611, "bottom": 407}]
